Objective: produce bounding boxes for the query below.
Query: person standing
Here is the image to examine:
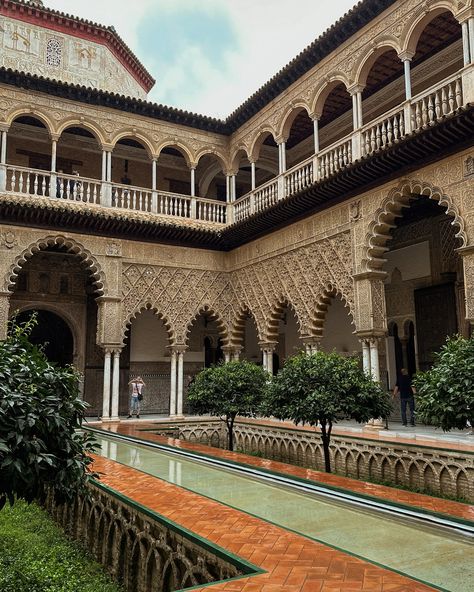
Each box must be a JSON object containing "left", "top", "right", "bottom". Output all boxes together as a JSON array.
[
  {"left": 127, "top": 376, "right": 145, "bottom": 419},
  {"left": 393, "top": 368, "right": 416, "bottom": 427}
]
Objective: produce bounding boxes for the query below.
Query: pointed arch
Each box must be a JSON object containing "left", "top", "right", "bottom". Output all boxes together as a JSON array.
[
  {"left": 5, "top": 234, "right": 106, "bottom": 295},
  {"left": 363, "top": 179, "right": 467, "bottom": 273},
  {"left": 228, "top": 304, "right": 263, "bottom": 347}
]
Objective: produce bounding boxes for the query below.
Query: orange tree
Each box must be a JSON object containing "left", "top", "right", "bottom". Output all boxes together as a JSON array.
[
  {"left": 187, "top": 360, "right": 268, "bottom": 451},
  {"left": 264, "top": 351, "right": 391, "bottom": 472},
  {"left": 0, "top": 318, "right": 96, "bottom": 509}
]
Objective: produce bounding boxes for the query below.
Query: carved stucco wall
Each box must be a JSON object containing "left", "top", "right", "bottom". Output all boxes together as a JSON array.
[
  {"left": 0, "top": 15, "right": 146, "bottom": 99},
  {"left": 1, "top": 150, "right": 473, "bottom": 348}
]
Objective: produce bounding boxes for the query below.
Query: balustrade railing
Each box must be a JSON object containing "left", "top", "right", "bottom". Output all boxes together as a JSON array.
[
  {"left": 234, "top": 195, "right": 252, "bottom": 223},
  {"left": 6, "top": 165, "right": 50, "bottom": 197},
  {"left": 411, "top": 75, "right": 463, "bottom": 131},
  {"left": 361, "top": 107, "right": 405, "bottom": 157},
  {"left": 57, "top": 174, "right": 101, "bottom": 204},
  {"left": 112, "top": 183, "right": 152, "bottom": 212},
  {"left": 284, "top": 157, "right": 314, "bottom": 195},
  {"left": 196, "top": 198, "right": 227, "bottom": 223},
  {"left": 318, "top": 138, "right": 352, "bottom": 180},
  {"left": 156, "top": 190, "right": 191, "bottom": 217},
  {"left": 254, "top": 179, "right": 278, "bottom": 213}
]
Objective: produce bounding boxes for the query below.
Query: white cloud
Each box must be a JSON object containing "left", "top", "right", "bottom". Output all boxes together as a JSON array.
[{"left": 43, "top": 0, "right": 357, "bottom": 117}]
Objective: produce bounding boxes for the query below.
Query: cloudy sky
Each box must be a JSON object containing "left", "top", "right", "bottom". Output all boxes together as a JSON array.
[{"left": 45, "top": 0, "right": 357, "bottom": 118}]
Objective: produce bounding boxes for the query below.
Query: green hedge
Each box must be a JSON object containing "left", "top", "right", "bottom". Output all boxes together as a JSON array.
[{"left": 0, "top": 501, "right": 121, "bottom": 592}]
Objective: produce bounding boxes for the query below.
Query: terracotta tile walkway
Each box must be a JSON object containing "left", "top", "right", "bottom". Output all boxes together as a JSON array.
[
  {"left": 92, "top": 452, "right": 439, "bottom": 592},
  {"left": 96, "top": 422, "right": 474, "bottom": 524}
]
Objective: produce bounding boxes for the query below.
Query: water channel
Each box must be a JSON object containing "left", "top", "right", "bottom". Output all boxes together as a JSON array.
[{"left": 96, "top": 434, "right": 473, "bottom": 592}]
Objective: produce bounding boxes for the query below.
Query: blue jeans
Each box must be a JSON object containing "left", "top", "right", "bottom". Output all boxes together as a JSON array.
[
  {"left": 401, "top": 397, "right": 415, "bottom": 425},
  {"left": 130, "top": 396, "right": 140, "bottom": 415}
]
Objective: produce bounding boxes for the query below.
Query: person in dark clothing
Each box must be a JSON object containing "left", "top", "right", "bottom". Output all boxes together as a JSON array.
[{"left": 394, "top": 368, "right": 416, "bottom": 426}]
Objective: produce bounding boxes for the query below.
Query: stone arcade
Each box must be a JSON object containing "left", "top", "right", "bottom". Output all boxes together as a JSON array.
[{"left": 0, "top": 0, "right": 473, "bottom": 424}]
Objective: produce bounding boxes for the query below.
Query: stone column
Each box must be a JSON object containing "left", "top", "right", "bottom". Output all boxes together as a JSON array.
[
  {"left": 303, "top": 337, "right": 320, "bottom": 355},
  {"left": 278, "top": 142, "right": 287, "bottom": 174},
  {"left": 151, "top": 158, "right": 158, "bottom": 213},
  {"left": 110, "top": 349, "right": 121, "bottom": 421},
  {"left": 369, "top": 338, "right": 380, "bottom": 382},
  {"left": 101, "top": 349, "right": 112, "bottom": 420},
  {"left": 0, "top": 291, "right": 11, "bottom": 341},
  {"left": 1, "top": 130, "right": 7, "bottom": 164},
  {"left": 250, "top": 161, "right": 256, "bottom": 190},
  {"left": 176, "top": 348, "right": 185, "bottom": 418},
  {"left": 260, "top": 342, "right": 277, "bottom": 374},
  {"left": 312, "top": 117, "right": 320, "bottom": 153},
  {"left": 101, "top": 148, "right": 113, "bottom": 207},
  {"left": 403, "top": 58, "right": 412, "bottom": 100},
  {"left": 231, "top": 174, "right": 237, "bottom": 202},
  {"left": 0, "top": 129, "right": 7, "bottom": 192},
  {"left": 469, "top": 18, "right": 474, "bottom": 65},
  {"left": 462, "top": 21, "right": 471, "bottom": 66},
  {"left": 361, "top": 339, "right": 371, "bottom": 375},
  {"left": 169, "top": 348, "right": 177, "bottom": 418},
  {"left": 190, "top": 166, "right": 196, "bottom": 197},
  {"left": 226, "top": 174, "right": 231, "bottom": 203}
]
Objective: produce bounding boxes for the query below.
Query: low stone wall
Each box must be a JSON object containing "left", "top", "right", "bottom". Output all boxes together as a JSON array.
[
  {"left": 45, "top": 482, "right": 247, "bottom": 592},
  {"left": 174, "top": 420, "right": 474, "bottom": 502}
]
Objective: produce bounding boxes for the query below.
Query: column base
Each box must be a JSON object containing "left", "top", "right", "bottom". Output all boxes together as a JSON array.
[
  {"left": 364, "top": 418, "right": 385, "bottom": 430},
  {"left": 101, "top": 417, "right": 120, "bottom": 423}
]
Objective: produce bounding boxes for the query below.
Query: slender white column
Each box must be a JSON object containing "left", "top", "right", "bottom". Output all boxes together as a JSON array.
[
  {"left": 110, "top": 350, "right": 121, "bottom": 420},
  {"left": 462, "top": 21, "right": 471, "bottom": 66},
  {"left": 266, "top": 348, "right": 274, "bottom": 375},
  {"left": 224, "top": 350, "right": 231, "bottom": 363},
  {"left": 279, "top": 142, "right": 287, "bottom": 173},
  {"left": 226, "top": 174, "right": 231, "bottom": 202},
  {"left": 352, "top": 93, "right": 359, "bottom": 130},
  {"left": 169, "top": 350, "right": 177, "bottom": 417},
  {"left": 101, "top": 150, "right": 107, "bottom": 181},
  {"left": 361, "top": 340, "right": 371, "bottom": 375},
  {"left": 102, "top": 350, "right": 112, "bottom": 420},
  {"left": 177, "top": 350, "right": 184, "bottom": 417},
  {"left": 369, "top": 339, "right": 380, "bottom": 382},
  {"left": 152, "top": 159, "right": 157, "bottom": 190},
  {"left": 262, "top": 349, "right": 267, "bottom": 371},
  {"left": 469, "top": 18, "right": 474, "bottom": 65},
  {"left": 403, "top": 59, "right": 412, "bottom": 100},
  {"left": 231, "top": 175, "right": 236, "bottom": 202},
  {"left": 357, "top": 92, "right": 363, "bottom": 128},
  {"left": 107, "top": 151, "right": 112, "bottom": 182},
  {"left": 51, "top": 139, "right": 57, "bottom": 172},
  {"left": 313, "top": 118, "right": 320, "bottom": 154},
  {"left": 1, "top": 131, "right": 7, "bottom": 164},
  {"left": 190, "top": 167, "right": 196, "bottom": 197},
  {"left": 251, "top": 161, "right": 256, "bottom": 190}
]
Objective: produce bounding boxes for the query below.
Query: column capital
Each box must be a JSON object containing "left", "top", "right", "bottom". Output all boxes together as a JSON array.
[
  {"left": 397, "top": 50, "right": 415, "bottom": 62},
  {"left": 49, "top": 133, "right": 60, "bottom": 142},
  {"left": 348, "top": 83, "right": 365, "bottom": 96},
  {"left": 302, "top": 336, "right": 321, "bottom": 347},
  {"left": 356, "top": 331, "right": 386, "bottom": 341},
  {"left": 100, "top": 144, "right": 114, "bottom": 153},
  {"left": 0, "top": 124, "right": 10, "bottom": 133},
  {"left": 309, "top": 111, "right": 322, "bottom": 121},
  {"left": 188, "top": 162, "right": 198, "bottom": 170},
  {"left": 259, "top": 340, "right": 278, "bottom": 352},
  {"left": 168, "top": 344, "right": 188, "bottom": 354},
  {"left": 275, "top": 136, "right": 287, "bottom": 145}
]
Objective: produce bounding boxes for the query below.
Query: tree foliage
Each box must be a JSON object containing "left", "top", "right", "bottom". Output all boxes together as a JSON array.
[
  {"left": 187, "top": 360, "right": 268, "bottom": 451},
  {"left": 413, "top": 335, "right": 474, "bottom": 431},
  {"left": 264, "top": 351, "right": 391, "bottom": 472},
  {"left": 0, "top": 317, "right": 97, "bottom": 509}
]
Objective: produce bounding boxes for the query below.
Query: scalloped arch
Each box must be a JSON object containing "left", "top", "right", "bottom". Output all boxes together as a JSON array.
[
  {"left": 184, "top": 304, "right": 229, "bottom": 347},
  {"left": 228, "top": 304, "right": 263, "bottom": 347},
  {"left": 122, "top": 303, "right": 175, "bottom": 345},
  {"left": 5, "top": 235, "right": 106, "bottom": 295},
  {"left": 312, "top": 285, "right": 355, "bottom": 339},
  {"left": 363, "top": 179, "right": 467, "bottom": 273},
  {"left": 263, "top": 297, "right": 304, "bottom": 342}
]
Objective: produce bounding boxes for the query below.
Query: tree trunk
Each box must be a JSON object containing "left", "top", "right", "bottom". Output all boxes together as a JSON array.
[
  {"left": 320, "top": 421, "right": 332, "bottom": 473},
  {"left": 226, "top": 414, "right": 236, "bottom": 451}
]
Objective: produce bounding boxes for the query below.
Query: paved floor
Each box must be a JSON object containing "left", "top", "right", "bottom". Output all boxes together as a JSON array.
[{"left": 89, "top": 421, "right": 474, "bottom": 591}]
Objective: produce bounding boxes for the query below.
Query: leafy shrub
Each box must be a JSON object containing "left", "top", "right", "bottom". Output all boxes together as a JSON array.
[
  {"left": 413, "top": 335, "right": 474, "bottom": 431},
  {"left": 0, "top": 317, "right": 96, "bottom": 508}
]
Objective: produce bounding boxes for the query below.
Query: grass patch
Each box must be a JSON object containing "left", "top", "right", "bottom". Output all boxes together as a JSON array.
[{"left": 0, "top": 500, "right": 122, "bottom": 592}]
